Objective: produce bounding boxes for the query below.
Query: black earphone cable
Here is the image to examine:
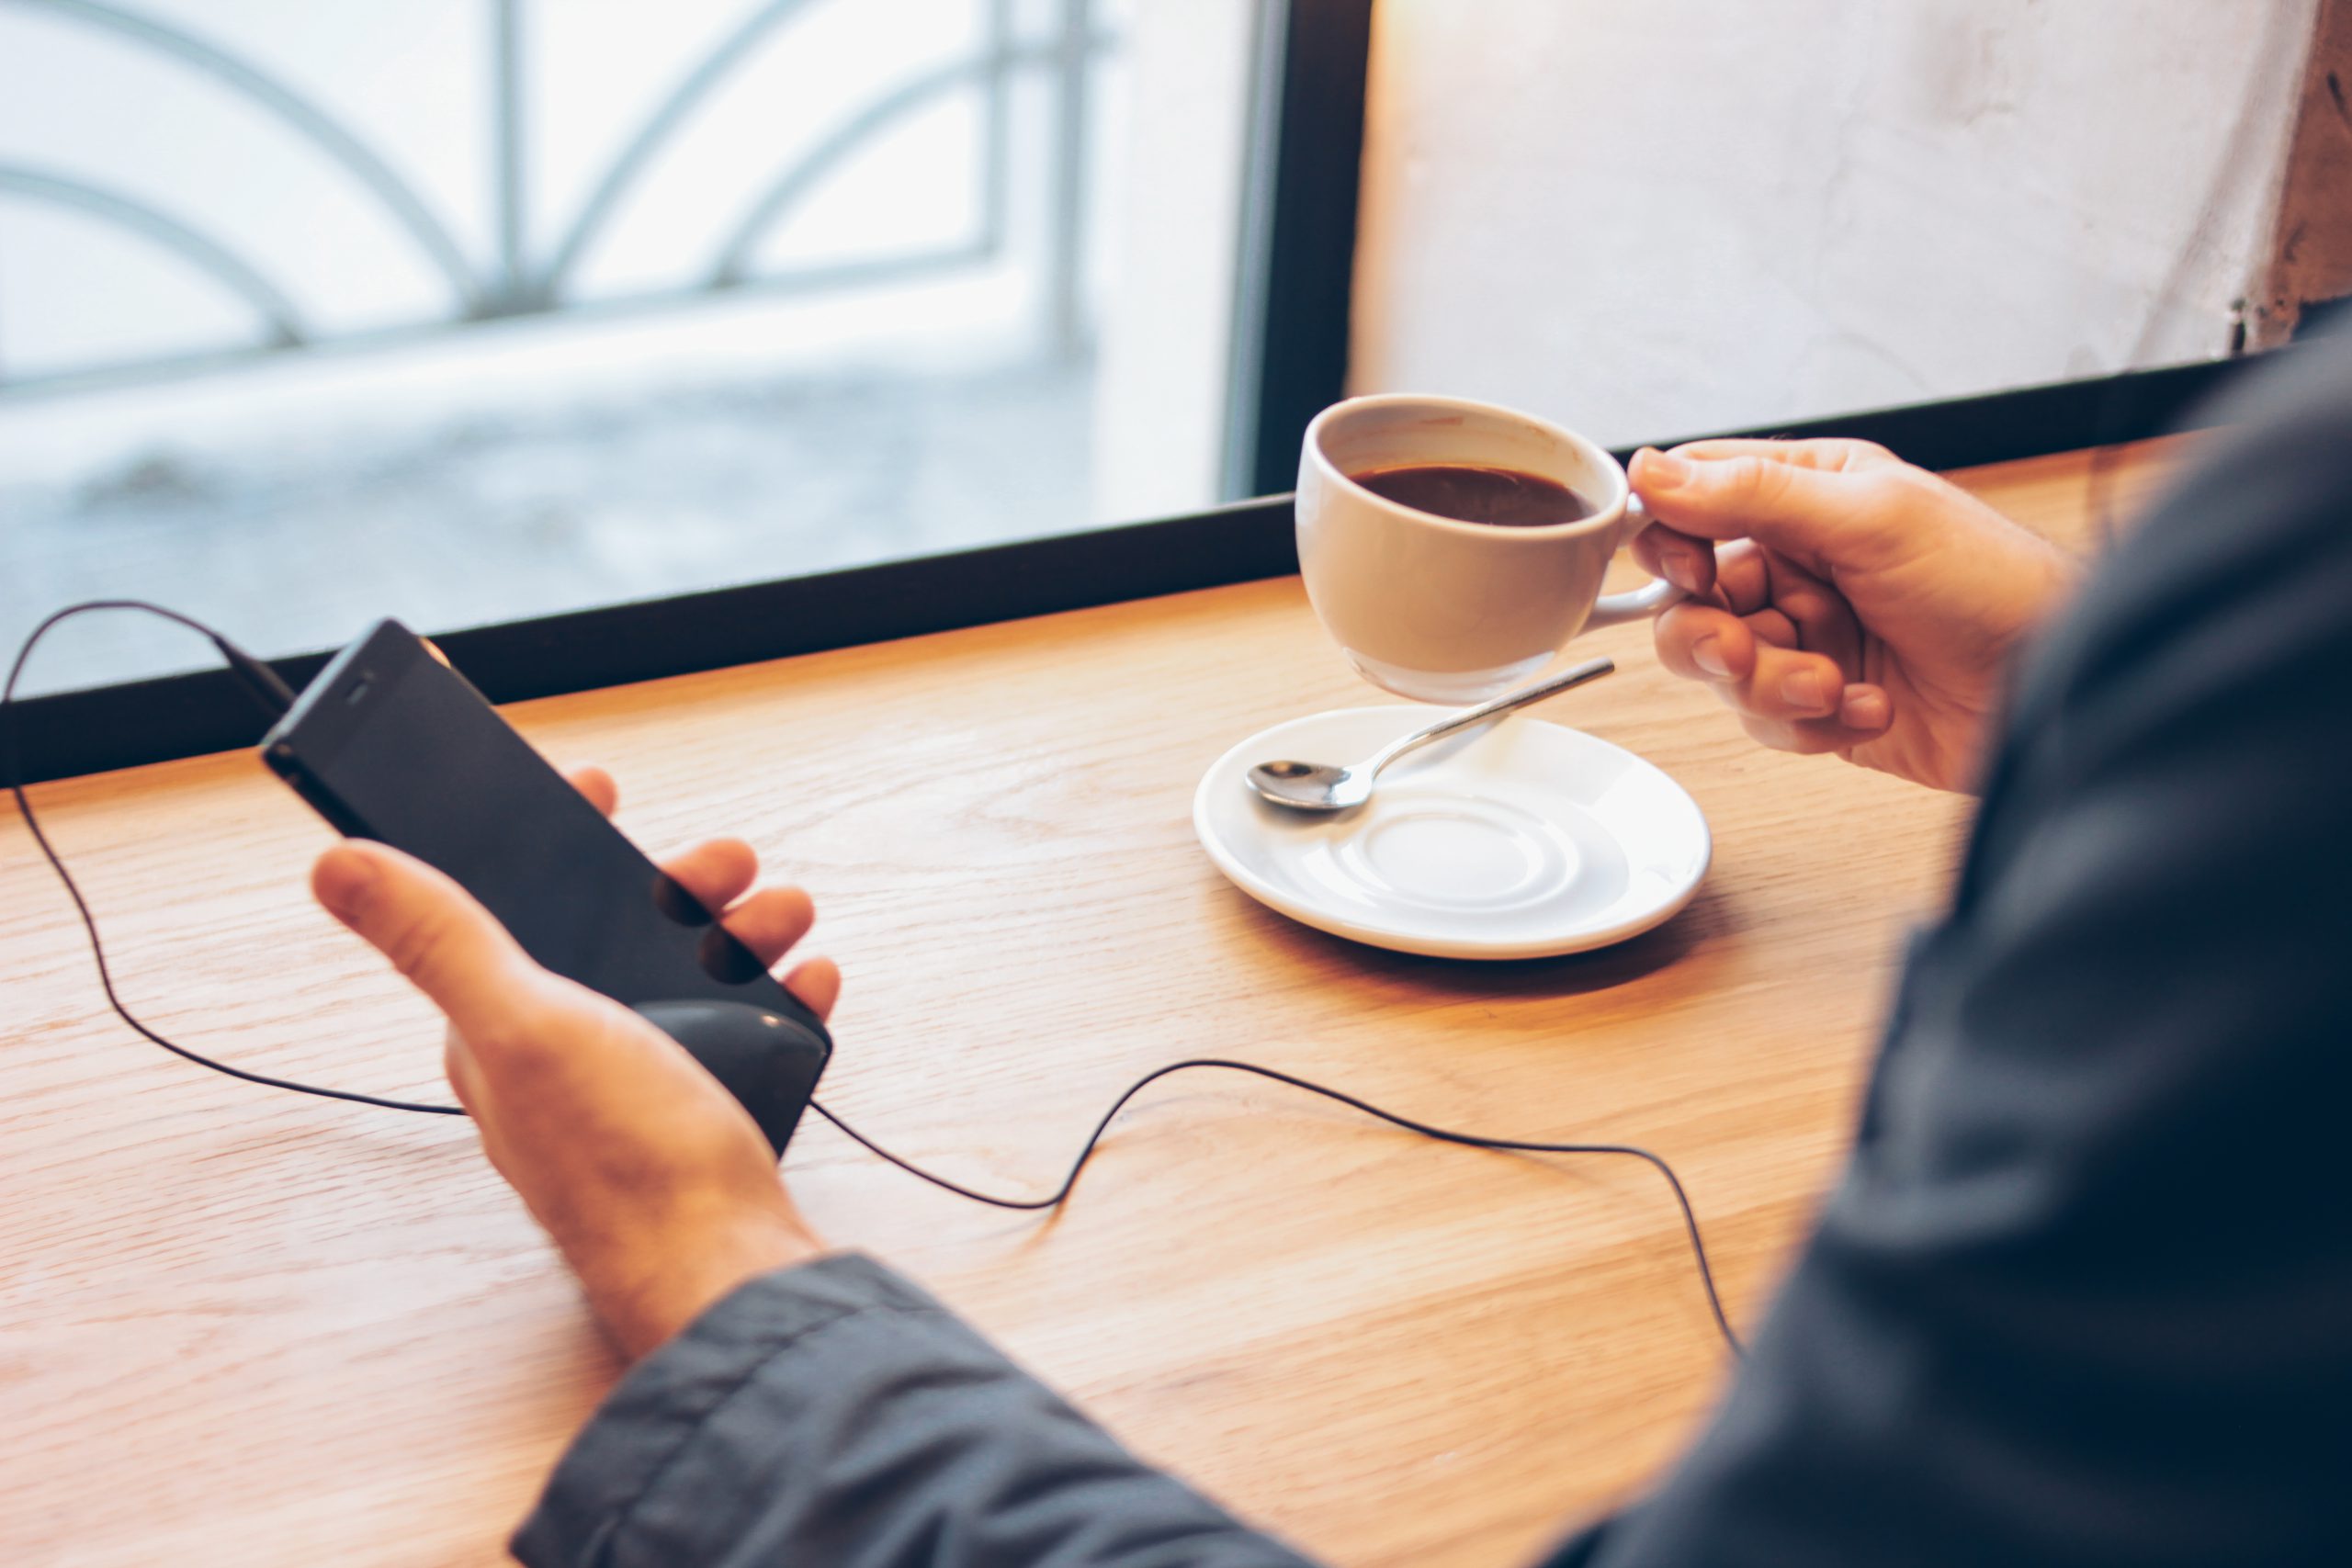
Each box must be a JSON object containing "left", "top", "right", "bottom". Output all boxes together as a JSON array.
[
  {"left": 6, "top": 600, "right": 1744, "bottom": 1357},
  {"left": 812, "top": 1069, "right": 1745, "bottom": 1356},
  {"left": 5, "top": 602, "right": 466, "bottom": 1117}
]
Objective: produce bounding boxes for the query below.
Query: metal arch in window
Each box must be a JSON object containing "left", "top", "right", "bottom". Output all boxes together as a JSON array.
[
  {"left": 4, "top": 0, "right": 479, "bottom": 329},
  {"left": 0, "top": 0, "right": 1100, "bottom": 386},
  {"left": 0, "top": 0, "right": 1368, "bottom": 780},
  {"left": 0, "top": 164, "right": 308, "bottom": 350}
]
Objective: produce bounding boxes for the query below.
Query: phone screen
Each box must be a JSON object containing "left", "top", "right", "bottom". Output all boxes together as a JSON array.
[{"left": 261, "top": 620, "right": 828, "bottom": 1035}]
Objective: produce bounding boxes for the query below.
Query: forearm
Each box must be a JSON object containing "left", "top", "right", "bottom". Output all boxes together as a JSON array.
[{"left": 514, "top": 1254, "right": 1318, "bottom": 1568}]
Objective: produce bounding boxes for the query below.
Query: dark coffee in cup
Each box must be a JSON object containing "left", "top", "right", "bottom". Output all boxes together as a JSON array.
[
  {"left": 1300, "top": 393, "right": 1684, "bottom": 703},
  {"left": 1346, "top": 461, "right": 1594, "bottom": 528}
]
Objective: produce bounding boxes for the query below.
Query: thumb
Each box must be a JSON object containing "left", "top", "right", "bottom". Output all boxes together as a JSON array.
[
  {"left": 312, "top": 840, "right": 541, "bottom": 1041},
  {"left": 1631, "top": 444, "right": 1898, "bottom": 568}
]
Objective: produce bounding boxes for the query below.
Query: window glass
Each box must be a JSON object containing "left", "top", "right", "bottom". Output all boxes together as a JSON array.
[
  {"left": 0, "top": 0, "right": 1261, "bottom": 694},
  {"left": 1351, "top": 1, "right": 2306, "bottom": 446}
]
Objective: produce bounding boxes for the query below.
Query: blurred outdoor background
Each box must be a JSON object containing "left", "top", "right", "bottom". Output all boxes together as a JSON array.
[{"left": 0, "top": 0, "right": 1257, "bottom": 693}]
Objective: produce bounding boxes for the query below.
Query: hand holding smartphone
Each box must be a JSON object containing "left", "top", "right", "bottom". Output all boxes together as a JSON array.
[{"left": 262, "top": 620, "right": 831, "bottom": 1151}]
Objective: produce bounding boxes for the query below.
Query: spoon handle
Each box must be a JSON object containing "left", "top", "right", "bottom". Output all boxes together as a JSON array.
[{"left": 1364, "top": 655, "right": 1618, "bottom": 780}]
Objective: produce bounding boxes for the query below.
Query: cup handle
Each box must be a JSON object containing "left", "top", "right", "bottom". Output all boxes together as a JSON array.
[{"left": 1584, "top": 493, "right": 1688, "bottom": 628}]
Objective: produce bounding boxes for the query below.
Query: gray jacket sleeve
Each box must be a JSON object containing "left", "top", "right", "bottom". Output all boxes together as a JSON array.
[
  {"left": 1543, "top": 341, "right": 2352, "bottom": 1566},
  {"left": 509, "top": 1253, "right": 1318, "bottom": 1568}
]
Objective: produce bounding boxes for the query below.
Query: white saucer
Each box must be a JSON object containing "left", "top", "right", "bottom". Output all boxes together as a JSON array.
[{"left": 1193, "top": 706, "right": 1710, "bottom": 960}]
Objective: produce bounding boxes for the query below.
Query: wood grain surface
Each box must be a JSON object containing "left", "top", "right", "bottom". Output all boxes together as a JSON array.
[{"left": 0, "top": 438, "right": 2197, "bottom": 1567}]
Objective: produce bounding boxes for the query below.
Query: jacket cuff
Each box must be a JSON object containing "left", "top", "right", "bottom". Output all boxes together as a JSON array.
[{"left": 509, "top": 1252, "right": 939, "bottom": 1568}]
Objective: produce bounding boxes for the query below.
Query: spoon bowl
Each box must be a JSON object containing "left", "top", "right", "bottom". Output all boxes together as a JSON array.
[{"left": 1247, "top": 758, "right": 1373, "bottom": 811}]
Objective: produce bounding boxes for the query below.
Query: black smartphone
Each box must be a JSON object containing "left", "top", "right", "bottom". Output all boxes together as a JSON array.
[{"left": 260, "top": 619, "right": 830, "bottom": 1139}]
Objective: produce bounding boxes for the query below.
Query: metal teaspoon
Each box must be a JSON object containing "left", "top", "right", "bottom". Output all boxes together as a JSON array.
[{"left": 1247, "top": 655, "right": 1617, "bottom": 813}]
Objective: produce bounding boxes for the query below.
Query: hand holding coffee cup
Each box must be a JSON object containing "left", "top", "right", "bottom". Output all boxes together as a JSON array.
[
  {"left": 1623, "top": 437, "right": 2079, "bottom": 794},
  {"left": 1295, "top": 394, "right": 1685, "bottom": 704}
]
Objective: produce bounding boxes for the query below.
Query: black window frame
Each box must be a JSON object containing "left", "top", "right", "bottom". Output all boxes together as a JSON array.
[{"left": 3, "top": 0, "right": 2278, "bottom": 784}]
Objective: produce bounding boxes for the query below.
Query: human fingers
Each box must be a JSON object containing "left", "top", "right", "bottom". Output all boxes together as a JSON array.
[
  {"left": 1663, "top": 436, "right": 1895, "bottom": 472},
  {"left": 1656, "top": 602, "right": 1757, "bottom": 682},
  {"left": 1742, "top": 606, "right": 1800, "bottom": 649},
  {"left": 1624, "top": 480, "right": 1718, "bottom": 595},
  {"left": 1758, "top": 548, "right": 1867, "bottom": 677},
  {"left": 443, "top": 1026, "right": 488, "bottom": 1118},
  {"left": 1738, "top": 687, "right": 1893, "bottom": 756},
  {"left": 657, "top": 838, "right": 761, "bottom": 918},
  {"left": 561, "top": 778, "right": 793, "bottom": 955},
  {"left": 1713, "top": 539, "right": 1771, "bottom": 615},
  {"left": 1741, "top": 639, "right": 1857, "bottom": 722},
  {"left": 1708, "top": 542, "right": 1866, "bottom": 682},
  {"left": 1630, "top": 442, "right": 1910, "bottom": 575},
  {"left": 565, "top": 765, "right": 618, "bottom": 818},
  {"left": 717, "top": 885, "right": 817, "bottom": 972},
  {"left": 312, "top": 840, "right": 558, "bottom": 1048},
  {"left": 784, "top": 957, "right": 842, "bottom": 1021},
  {"left": 1655, "top": 603, "right": 1854, "bottom": 723}
]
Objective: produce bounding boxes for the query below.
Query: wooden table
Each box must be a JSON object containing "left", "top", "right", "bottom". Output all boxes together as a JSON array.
[{"left": 0, "top": 439, "right": 2192, "bottom": 1567}]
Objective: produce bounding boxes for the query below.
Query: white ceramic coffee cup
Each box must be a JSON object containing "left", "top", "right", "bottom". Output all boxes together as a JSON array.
[{"left": 1295, "top": 393, "right": 1684, "bottom": 703}]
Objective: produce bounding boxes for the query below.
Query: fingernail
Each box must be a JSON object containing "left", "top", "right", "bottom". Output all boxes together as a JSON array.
[
  {"left": 1840, "top": 685, "right": 1890, "bottom": 729},
  {"left": 1691, "top": 636, "right": 1732, "bottom": 679},
  {"left": 1781, "top": 669, "right": 1830, "bottom": 714},
  {"left": 1638, "top": 450, "right": 1695, "bottom": 492},
  {"left": 313, "top": 846, "right": 379, "bottom": 919}
]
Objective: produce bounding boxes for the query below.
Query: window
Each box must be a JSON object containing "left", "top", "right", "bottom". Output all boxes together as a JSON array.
[
  {"left": 1, "top": 0, "right": 1349, "bottom": 702},
  {"left": 12, "top": 3, "right": 2301, "bottom": 783}
]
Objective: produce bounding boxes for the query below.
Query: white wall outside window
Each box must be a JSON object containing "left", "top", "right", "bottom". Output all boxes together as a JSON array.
[{"left": 1350, "top": 0, "right": 2312, "bottom": 445}]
